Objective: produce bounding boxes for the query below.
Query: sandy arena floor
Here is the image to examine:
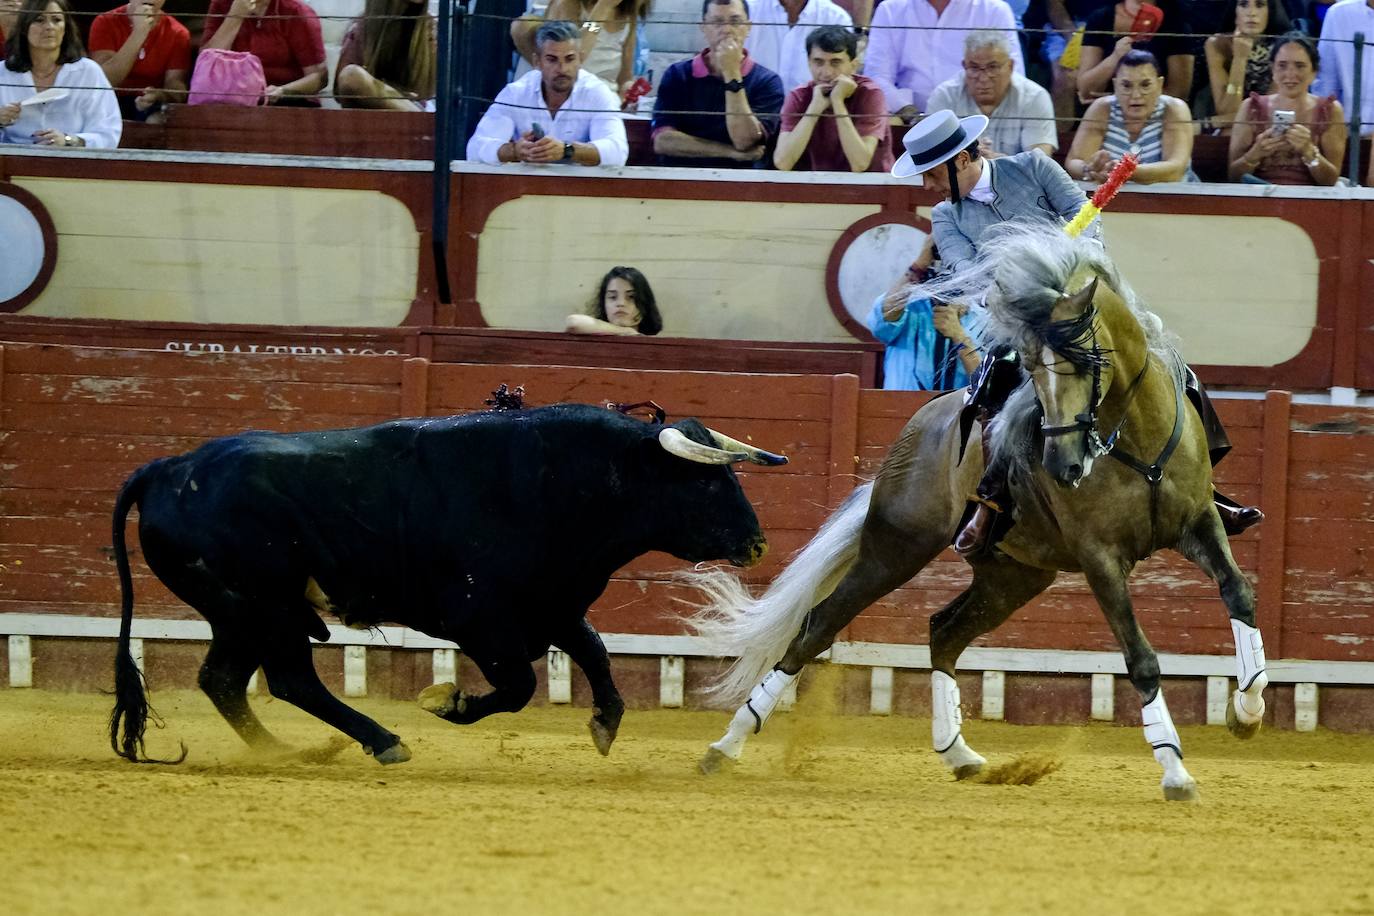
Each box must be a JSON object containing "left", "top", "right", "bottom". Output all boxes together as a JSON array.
[{"left": 2, "top": 677, "right": 1372, "bottom": 916}]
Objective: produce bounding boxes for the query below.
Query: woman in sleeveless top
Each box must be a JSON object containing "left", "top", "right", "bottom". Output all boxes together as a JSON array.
[
  {"left": 1228, "top": 33, "right": 1346, "bottom": 186},
  {"left": 1203, "top": 0, "right": 1291, "bottom": 132},
  {"left": 1065, "top": 49, "right": 1195, "bottom": 184},
  {"left": 513, "top": 0, "right": 647, "bottom": 101}
]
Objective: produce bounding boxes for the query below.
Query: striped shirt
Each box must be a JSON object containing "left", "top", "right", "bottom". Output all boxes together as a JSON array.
[{"left": 1103, "top": 96, "right": 1165, "bottom": 163}]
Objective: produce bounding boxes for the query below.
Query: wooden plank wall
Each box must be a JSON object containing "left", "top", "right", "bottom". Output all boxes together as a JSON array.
[{"left": 1, "top": 341, "right": 1370, "bottom": 664}]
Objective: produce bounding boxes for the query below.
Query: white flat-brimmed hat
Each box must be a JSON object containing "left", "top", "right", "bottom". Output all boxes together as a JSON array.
[{"left": 891, "top": 109, "right": 990, "bottom": 179}]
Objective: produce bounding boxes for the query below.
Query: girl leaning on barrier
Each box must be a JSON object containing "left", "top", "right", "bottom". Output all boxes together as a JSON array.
[{"left": 0, "top": 0, "right": 122, "bottom": 148}]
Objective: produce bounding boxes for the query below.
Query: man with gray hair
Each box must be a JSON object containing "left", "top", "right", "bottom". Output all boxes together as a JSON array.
[
  {"left": 466, "top": 20, "right": 628, "bottom": 166},
  {"left": 925, "top": 30, "right": 1057, "bottom": 157}
]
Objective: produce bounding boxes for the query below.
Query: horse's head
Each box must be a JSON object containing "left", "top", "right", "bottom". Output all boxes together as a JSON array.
[{"left": 1028, "top": 277, "right": 1115, "bottom": 488}]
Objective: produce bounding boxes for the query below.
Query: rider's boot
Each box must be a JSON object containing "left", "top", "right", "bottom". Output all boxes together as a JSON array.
[
  {"left": 1214, "top": 490, "right": 1263, "bottom": 536},
  {"left": 954, "top": 418, "right": 1011, "bottom": 558}
]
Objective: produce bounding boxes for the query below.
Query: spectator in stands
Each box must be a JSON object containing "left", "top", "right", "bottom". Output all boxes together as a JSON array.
[
  {"left": 652, "top": 0, "right": 785, "bottom": 167},
  {"left": 1202, "top": 0, "right": 1290, "bottom": 131},
  {"left": 202, "top": 0, "right": 327, "bottom": 105},
  {"left": 467, "top": 20, "right": 629, "bottom": 166},
  {"left": 1076, "top": 0, "right": 1195, "bottom": 102},
  {"left": 1230, "top": 33, "right": 1347, "bottom": 184},
  {"left": 1041, "top": 0, "right": 1114, "bottom": 121},
  {"left": 868, "top": 238, "right": 981, "bottom": 390},
  {"left": 0, "top": 0, "right": 122, "bottom": 147},
  {"left": 566, "top": 266, "right": 664, "bottom": 335},
  {"left": 926, "top": 29, "right": 1057, "bottom": 156},
  {"left": 335, "top": 0, "right": 436, "bottom": 110},
  {"left": 774, "top": 25, "right": 893, "bottom": 171},
  {"left": 0, "top": 0, "right": 20, "bottom": 48},
  {"left": 1315, "top": 0, "right": 1374, "bottom": 137},
  {"left": 1065, "top": 49, "right": 1195, "bottom": 182},
  {"left": 88, "top": 0, "right": 191, "bottom": 121},
  {"left": 863, "top": 0, "right": 1024, "bottom": 119},
  {"left": 513, "top": 0, "right": 647, "bottom": 100},
  {"left": 744, "top": 0, "right": 852, "bottom": 92}
]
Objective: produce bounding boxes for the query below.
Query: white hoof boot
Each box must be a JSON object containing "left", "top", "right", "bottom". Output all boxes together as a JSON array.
[
  {"left": 702, "top": 668, "right": 797, "bottom": 772},
  {"left": 1156, "top": 747, "right": 1198, "bottom": 801},
  {"left": 938, "top": 735, "right": 986, "bottom": 780}
]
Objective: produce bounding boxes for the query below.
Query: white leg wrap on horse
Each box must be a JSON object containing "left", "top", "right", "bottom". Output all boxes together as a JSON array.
[
  {"left": 1141, "top": 690, "right": 1182, "bottom": 760},
  {"left": 709, "top": 668, "right": 798, "bottom": 761},
  {"left": 1230, "top": 619, "right": 1268, "bottom": 722},
  {"left": 1143, "top": 690, "right": 1195, "bottom": 793},
  {"left": 931, "top": 671, "right": 964, "bottom": 754}
]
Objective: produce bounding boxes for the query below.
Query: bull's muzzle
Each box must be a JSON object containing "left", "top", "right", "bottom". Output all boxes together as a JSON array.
[{"left": 733, "top": 535, "right": 769, "bottom": 568}]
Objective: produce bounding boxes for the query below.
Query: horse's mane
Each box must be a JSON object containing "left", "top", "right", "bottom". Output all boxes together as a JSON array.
[{"left": 906, "top": 221, "right": 1189, "bottom": 476}]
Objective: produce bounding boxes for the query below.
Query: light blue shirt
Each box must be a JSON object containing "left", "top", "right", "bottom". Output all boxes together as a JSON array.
[{"left": 867, "top": 295, "right": 983, "bottom": 391}]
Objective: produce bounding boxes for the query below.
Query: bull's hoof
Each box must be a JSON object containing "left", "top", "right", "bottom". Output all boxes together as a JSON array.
[
  {"left": 298, "top": 734, "right": 351, "bottom": 764},
  {"left": 418, "top": 683, "right": 464, "bottom": 717},
  {"left": 698, "top": 747, "right": 736, "bottom": 776},
  {"left": 373, "top": 741, "right": 412, "bottom": 765},
  {"left": 952, "top": 763, "right": 984, "bottom": 781},
  {"left": 589, "top": 718, "right": 617, "bottom": 756},
  {"left": 1225, "top": 692, "right": 1263, "bottom": 740},
  {"left": 1163, "top": 779, "right": 1199, "bottom": 802}
]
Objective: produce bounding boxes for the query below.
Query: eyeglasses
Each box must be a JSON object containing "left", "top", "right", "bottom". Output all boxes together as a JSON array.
[{"left": 963, "top": 60, "right": 1009, "bottom": 77}]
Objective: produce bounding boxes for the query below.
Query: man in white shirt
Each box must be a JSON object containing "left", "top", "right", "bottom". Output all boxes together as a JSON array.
[
  {"left": 863, "top": 0, "right": 1024, "bottom": 117},
  {"left": 466, "top": 19, "right": 629, "bottom": 166},
  {"left": 924, "top": 29, "right": 1056, "bottom": 156},
  {"left": 1315, "top": 0, "right": 1374, "bottom": 137},
  {"left": 744, "top": 0, "right": 853, "bottom": 92}
]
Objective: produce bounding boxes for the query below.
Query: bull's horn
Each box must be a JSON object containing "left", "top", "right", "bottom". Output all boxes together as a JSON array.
[
  {"left": 658, "top": 428, "right": 748, "bottom": 465},
  {"left": 706, "top": 428, "right": 789, "bottom": 466}
]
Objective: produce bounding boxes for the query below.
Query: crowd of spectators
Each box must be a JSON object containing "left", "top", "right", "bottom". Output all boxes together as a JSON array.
[{"left": 2, "top": 0, "right": 1373, "bottom": 185}]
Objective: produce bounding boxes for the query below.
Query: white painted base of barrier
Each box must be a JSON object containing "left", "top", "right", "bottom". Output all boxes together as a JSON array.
[
  {"left": 659, "top": 656, "right": 684, "bottom": 708},
  {"left": 1091, "top": 673, "right": 1115, "bottom": 721},
  {"left": 432, "top": 649, "right": 457, "bottom": 686},
  {"left": 547, "top": 651, "right": 571, "bottom": 704},
  {"left": 1206, "top": 676, "right": 1230, "bottom": 724},
  {"left": 981, "top": 671, "right": 1005, "bottom": 720},
  {"left": 1294, "top": 682, "right": 1319, "bottom": 732},
  {"left": 870, "top": 666, "right": 893, "bottom": 716},
  {"left": 9, "top": 635, "right": 32, "bottom": 688},
  {"left": 343, "top": 645, "right": 366, "bottom": 698}
]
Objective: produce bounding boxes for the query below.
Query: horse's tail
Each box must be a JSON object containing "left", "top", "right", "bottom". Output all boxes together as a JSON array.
[
  {"left": 680, "top": 482, "right": 873, "bottom": 703},
  {"left": 109, "top": 461, "right": 186, "bottom": 765}
]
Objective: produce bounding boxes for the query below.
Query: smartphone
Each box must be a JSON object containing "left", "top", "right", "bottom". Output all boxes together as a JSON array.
[
  {"left": 1271, "top": 109, "right": 1296, "bottom": 132},
  {"left": 1130, "top": 3, "right": 1163, "bottom": 40},
  {"left": 529, "top": 123, "right": 545, "bottom": 141}
]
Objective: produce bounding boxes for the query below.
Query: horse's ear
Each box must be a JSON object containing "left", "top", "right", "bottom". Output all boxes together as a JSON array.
[{"left": 1063, "top": 277, "right": 1098, "bottom": 315}]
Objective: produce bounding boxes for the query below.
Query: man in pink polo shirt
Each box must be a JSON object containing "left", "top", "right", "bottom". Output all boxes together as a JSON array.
[{"left": 774, "top": 25, "right": 892, "bottom": 172}]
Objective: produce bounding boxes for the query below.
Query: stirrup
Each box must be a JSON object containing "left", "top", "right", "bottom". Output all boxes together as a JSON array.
[{"left": 954, "top": 503, "right": 999, "bottom": 558}]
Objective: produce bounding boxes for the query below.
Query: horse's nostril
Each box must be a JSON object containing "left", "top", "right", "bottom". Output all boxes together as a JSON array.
[{"left": 1068, "top": 464, "right": 1083, "bottom": 481}]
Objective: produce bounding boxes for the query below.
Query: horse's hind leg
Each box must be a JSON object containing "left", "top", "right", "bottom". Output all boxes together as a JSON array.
[
  {"left": 1178, "top": 512, "right": 1266, "bottom": 739},
  {"left": 1082, "top": 558, "right": 1198, "bottom": 801},
  {"left": 927, "top": 558, "right": 1056, "bottom": 779},
  {"left": 701, "top": 526, "right": 944, "bottom": 774}
]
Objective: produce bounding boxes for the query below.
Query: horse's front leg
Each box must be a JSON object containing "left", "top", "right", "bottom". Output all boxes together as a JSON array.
[
  {"left": 1178, "top": 511, "right": 1267, "bottom": 738},
  {"left": 1083, "top": 557, "right": 1198, "bottom": 801}
]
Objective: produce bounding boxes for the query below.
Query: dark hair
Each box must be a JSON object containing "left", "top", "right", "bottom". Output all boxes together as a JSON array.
[
  {"left": 360, "top": 0, "right": 434, "bottom": 96},
  {"left": 1270, "top": 31, "right": 1318, "bottom": 70},
  {"left": 4, "top": 0, "right": 84, "bottom": 73},
  {"left": 1113, "top": 48, "right": 1161, "bottom": 77},
  {"left": 1219, "top": 0, "right": 1291, "bottom": 37},
  {"left": 701, "top": 0, "right": 749, "bottom": 20},
  {"left": 592, "top": 266, "right": 662, "bottom": 336},
  {"left": 805, "top": 25, "right": 858, "bottom": 58},
  {"left": 961, "top": 139, "right": 980, "bottom": 161},
  {"left": 536, "top": 19, "right": 582, "bottom": 47}
]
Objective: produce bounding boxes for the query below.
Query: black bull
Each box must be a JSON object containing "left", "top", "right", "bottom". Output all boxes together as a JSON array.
[{"left": 109, "top": 404, "right": 784, "bottom": 765}]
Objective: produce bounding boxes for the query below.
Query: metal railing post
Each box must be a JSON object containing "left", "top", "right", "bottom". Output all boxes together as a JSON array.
[
  {"left": 430, "top": 0, "right": 457, "bottom": 304},
  {"left": 1350, "top": 32, "right": 1364, "bottom": 185}
]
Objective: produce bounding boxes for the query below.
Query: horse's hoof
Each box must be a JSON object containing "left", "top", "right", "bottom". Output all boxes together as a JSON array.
[
  {"left": 418, "top": 683, "right": 462, "bottom": 717},
  {"left": 698, "top": 747, "right": 736, "bottom": 776},
  {"left": 1163, "top": 780, "right": 1199, "bottom": 802},
  {"left": 373, "top": 741, "right": 412, "bottom": 765},
  {"left": 589, "top": 718, "right": 616, "bottom": 756},
  {"left": 297, "top": 734, "right": 351, "bottom": 764},
  {"left": 1225, "top": 692, "right": 1263, "bottom": 740},
  {"left": 952, "top": 763, "right": 984, "bottom": 781}
]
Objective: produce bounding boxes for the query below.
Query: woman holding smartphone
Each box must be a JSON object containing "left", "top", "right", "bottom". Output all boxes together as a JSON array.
[{"left": 1228, "top": 33, "right": 1345, "bottom": 186}]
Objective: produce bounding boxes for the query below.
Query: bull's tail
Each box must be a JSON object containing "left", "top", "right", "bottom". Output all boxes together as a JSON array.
[
  {"left": 681, "top": 482, "right": 873, "bottom": 703},
  {"left": 109, "top": 462, "right": 186, "bottom": 764}
]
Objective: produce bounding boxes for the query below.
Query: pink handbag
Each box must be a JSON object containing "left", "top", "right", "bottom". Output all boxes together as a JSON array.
[{"left": 187, "top": 49, "right": 266, "bottom": 106}]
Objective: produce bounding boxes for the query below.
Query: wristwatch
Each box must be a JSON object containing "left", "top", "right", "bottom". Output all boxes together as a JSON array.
[
  {"left": 562, "top": 141, "right": 575, "bottom": 161},
  {"left": 1304, "top": 149, "right": 1321, "bottom": 169},
  {"left": 722, "top": 79, "right": 745, "bottom": 93}
]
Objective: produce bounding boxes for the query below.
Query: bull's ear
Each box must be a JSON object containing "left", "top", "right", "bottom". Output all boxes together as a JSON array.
[{"left": 658, "top": 428, "right": 747, "bottom": 465}]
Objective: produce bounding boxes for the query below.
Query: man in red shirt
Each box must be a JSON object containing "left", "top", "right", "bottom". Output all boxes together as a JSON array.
[
  {"left": 773, "top": 25, "right": 893, "bottom": 172},
  {"left": 202, "top": 0, "right": 327, "bottom": 105},
  {"left": 89, "top": 0, "right": 192, "bottom": 120}
]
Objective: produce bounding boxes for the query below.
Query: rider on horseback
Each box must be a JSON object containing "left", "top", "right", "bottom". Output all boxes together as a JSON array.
[{"left": 891, "top": 110, "right": 1263, "bottom": 557}]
